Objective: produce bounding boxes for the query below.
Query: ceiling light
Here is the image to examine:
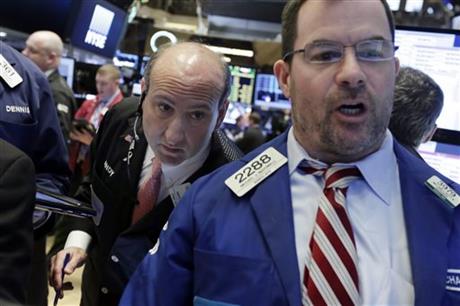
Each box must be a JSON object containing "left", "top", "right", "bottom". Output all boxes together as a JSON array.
[{"left": 205, "top": 45, "right": 254, "bottom": 58}]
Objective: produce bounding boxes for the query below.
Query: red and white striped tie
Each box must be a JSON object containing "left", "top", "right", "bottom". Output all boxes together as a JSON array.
[{"left": 300, "top": 165, "right": 362, "bottom": 306}]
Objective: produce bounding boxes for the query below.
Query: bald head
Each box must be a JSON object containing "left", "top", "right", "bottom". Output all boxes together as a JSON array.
[
  {"left": 144, "top": 42, "right": 231, "bottom": 107},
  {"left": 22, "top": 30, "right": 64, "bottom": 71},
  {"left": 141, "top": 42, "right": 231, "bottom": 165}
]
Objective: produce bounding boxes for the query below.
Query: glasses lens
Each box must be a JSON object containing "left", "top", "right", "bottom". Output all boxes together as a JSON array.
[
  {"left": 306, "top": 41, "right": 343, "bottom": 64},
  {"left": 356, "top": 40, "right": 394, "bottom": 61}
]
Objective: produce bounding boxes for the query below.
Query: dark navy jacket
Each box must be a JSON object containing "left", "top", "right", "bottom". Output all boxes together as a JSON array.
[{"left": 0, "top": 41, "right": 70, "bottom": 195}]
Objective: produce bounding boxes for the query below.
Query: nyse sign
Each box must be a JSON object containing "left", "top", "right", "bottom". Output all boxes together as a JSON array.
[{"left": 84, "top": 4, "right": 114, "bottom": 50}]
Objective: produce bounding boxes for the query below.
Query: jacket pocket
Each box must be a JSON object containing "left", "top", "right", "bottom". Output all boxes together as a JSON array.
[{"left": 193, "top": 248, "right": 284, "bottom": 306}]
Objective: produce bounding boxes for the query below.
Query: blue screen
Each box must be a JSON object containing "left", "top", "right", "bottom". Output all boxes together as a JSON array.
[{"left": 70, "top": 0, "right": 127, "bottom": 58}]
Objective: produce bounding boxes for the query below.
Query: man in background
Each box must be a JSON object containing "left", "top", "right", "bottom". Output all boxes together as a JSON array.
[
  {"left": 0, "top": 40, "right": 70, "bottom": 306},
  {"left": 236, "top": 111, "right": 266, "bottom": 153},
  {"left": 389, "top": 66, "right": 444, "bottom": 158},
  {"left": 68, "top": 64, "right": 123, "bottom": 188},
  {"left": 121, "top": 1, "right": 460, "bottom": 305},
  {"left": 0, "top": 139, "right": 35, "bottom": 306},
  {"left": 22, "top": 30, "right": 76, "bottom": 144},
  {"left": 50, "top": 42, "right": 242, "bottom": 306}
]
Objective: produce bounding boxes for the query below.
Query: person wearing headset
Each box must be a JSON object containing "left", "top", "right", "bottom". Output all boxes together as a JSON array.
[{"left": 49, "top": 41, "right": 242, "bottom": 306}]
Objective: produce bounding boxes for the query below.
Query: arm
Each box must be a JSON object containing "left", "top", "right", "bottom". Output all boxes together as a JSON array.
[
  {"left": 53, "top": 89, "right": 76, "bottom": 144},
  {"left": 33, "top": 72, "right": 71, "bottom": 195},
  {"left": 0, "top": 149, "right": 35, "bottom": 304}
]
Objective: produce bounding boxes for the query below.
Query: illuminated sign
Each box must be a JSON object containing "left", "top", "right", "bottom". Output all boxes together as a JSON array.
[{"left": 84, "top": 4, "right": 114, "bottom": 49}]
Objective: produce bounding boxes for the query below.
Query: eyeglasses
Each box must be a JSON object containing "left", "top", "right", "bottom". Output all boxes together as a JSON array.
[{"left": 283, "top": 39, "right": 398, "bottom": 64}]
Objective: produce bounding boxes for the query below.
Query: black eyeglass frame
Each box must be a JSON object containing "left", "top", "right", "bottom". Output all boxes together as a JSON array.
[{"left": 282, "top": 39, "right": 399, "bottom": 63}]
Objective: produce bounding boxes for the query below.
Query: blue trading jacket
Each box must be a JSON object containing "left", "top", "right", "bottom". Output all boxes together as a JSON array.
[
  {"left": 0, "top": 42, "right": 70, "bottom": 196},
  {"left": 121, "top": 130, "right": 460, "bottom": 306}
]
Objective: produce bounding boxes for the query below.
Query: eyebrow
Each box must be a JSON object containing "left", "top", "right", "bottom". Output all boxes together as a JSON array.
[
  {"left": 151, "top": 94, "right": 214, "bottom": 110},
  {"left": 309, "top": 36, "right": 388, "bottom": 45}
]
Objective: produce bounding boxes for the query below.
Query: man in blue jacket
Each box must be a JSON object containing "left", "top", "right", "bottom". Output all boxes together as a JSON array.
[
  {"left": 122, "top": 0, "right": 460, "bottom": 305},
  {"left": 0, "top": 41, "right": 70, "bottom": 306}
]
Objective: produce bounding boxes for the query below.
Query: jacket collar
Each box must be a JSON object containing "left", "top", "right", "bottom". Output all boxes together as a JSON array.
[
  {"left": 246, "top": 131, "right": 457, "bottom": 305},
  {"left": 245, "top": 131, "right": 301, "bottom": 306},
  {"left": 394, "top": 140, "right": 456, "bottom": 305}
]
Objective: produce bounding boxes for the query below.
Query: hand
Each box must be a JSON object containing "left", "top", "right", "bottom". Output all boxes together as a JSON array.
[
  {"left": 49, "top": 247, "right": 87, "bottom": 298},
  {"left": 70, "top": 129, "right": 93, "bottom": 146}
]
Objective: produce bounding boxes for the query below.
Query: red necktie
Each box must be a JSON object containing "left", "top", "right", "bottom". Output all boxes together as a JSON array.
[
  {"left": 132, "top": 158, "right": 162, "bottom": 225},
  {"left": 300, "top": 164, "right": 362, "bottom": 306}
]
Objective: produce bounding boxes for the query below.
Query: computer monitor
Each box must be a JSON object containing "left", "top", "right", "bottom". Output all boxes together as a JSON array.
[
  {"left": 58, "top": 57, "right": 75, "bottom": 89},
  {"left": 228, "top": 65, "right": 256, "bottom": 106},
  {"left": 69, "top": 0, "right": 127, "bottom": 58},
  {"left": 222, "top": 65, "right": 256, "bottom": 125},
  {"left": 418, "top": 139, "right": 460, "bottom": 184},
  {"left": 253, "top": 73, "right": 290, "bottom": 110},
  {"left": 395, "top": 26, "right": 460, "bottom": 133}
]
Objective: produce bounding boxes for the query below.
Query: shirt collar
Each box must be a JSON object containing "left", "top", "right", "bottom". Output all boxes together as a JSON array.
[
  {"left": 98, "top": 88, "right": 120, "bottom": 106},
  {"left": 146, "top": 136, "right": 211, "bottom": 188},
  {"left": 287, "top": 127, "right": 396, "bottom": 205},
  {"left": 44, "top": 69, "right": 54, "bottom": 77}
]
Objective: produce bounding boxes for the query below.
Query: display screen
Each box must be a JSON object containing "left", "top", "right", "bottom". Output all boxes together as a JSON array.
[
  {"left": 253, "top": 73, "right": 290, "bottom": 110},
  {"left": 0, "top": 0, "right": 73, "bottom": 38},
  {"left": 395, "top": 26, "right": 460, "bottom": 133},
  {"left": 228, "top": 65, "right": 256, "bottom": 105},
  {"left": 69, "top": 0, "right": 127, "bottom": 58},
  {"left": 418, "top": 140, "right": 460, "bottom": 184},
  {"left": 222, "top": 65, "right": 255, "bottom": 124},
  {"left": 58, "top": 57, "right": 75, "bottom": 89}
]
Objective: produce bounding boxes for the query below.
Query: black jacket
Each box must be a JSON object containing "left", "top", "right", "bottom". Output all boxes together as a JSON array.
[
  {"left": 48, "top": 69, "right": 76, "bottom": 144},
  {"left": 0, "top": 139, "right": 35, "bottom": 305},
  {"left": 72, "top": 97, "right": 242, "bottom": 306}
]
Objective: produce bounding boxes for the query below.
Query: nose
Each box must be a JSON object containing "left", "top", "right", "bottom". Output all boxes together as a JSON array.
[
  {"left": 22, "top": 48, "right": 28, "bottom": 56},
  {"left": 164, "top": 116, "right": 185, "bottom": 146},
  {"left": 335, "top": 48, "right": 366, "bottom": 89}
]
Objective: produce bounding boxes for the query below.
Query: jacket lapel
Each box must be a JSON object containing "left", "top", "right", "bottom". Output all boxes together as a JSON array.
[
  {"left": 123, "top": 116, "right": 148, "bottom": 198},
  {"left": 395, "top": 142, "right": 454, "bottom": 305},
  {"left": 248, "top": 132, "right": 301, "bottom": 306}
]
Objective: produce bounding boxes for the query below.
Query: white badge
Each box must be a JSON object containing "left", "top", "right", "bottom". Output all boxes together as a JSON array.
[
  {"left": 169, "top": 183, "right": 191, "bottom": 206},
  {"left": 0, "top": 54, "right": 23, "bottom": 88},
  {"left": 425, "top": 175, "right": 460, "bottom": 208},
  {"left": 225, "top": 147, "right": 287, "bottom": 197}
]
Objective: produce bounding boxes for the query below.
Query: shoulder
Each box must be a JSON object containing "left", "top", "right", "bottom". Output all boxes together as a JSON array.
[
  {"left": 188, "top": 133, "right": 287, "bottom": 204},
  {"left": 104, "top": 96, "right": 139, "bottom": 122}
]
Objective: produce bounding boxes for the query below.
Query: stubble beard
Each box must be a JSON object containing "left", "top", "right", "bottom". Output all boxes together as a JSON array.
[{"left": 293, "top": 91, "right": 392, "bottom": 163}]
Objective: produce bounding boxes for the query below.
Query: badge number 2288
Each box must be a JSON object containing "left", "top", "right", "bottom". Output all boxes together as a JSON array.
[{"left": 225, "top": 147, "right": 287, "bottom": 197}]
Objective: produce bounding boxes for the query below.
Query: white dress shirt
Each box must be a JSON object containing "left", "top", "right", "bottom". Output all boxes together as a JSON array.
[
  {"left": 65, "top": 138, "right": 211, "bottom": 252},
  {"left": 288, "top": 127, "right": 414, "bottom": 305}
]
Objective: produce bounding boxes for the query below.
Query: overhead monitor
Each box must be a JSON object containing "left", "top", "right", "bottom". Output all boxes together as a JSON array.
[
  {"left": 58, "top": 57, "right": 75, "bottom": 89},
  {"left": 228, "top": 65, "right": 256, "bottom": 106},
  {"left": 69, "top": 0, "right": 127, "bottom": 58},
  {"left": 253, "top": 73, "right": 290, "bottom": 110},
  {"left": 0, "top": 0, "right": 74, "bottom": 38},
  {"left": 222, "top": 65, "right": 255, "bottom": 124},
  {"left": 395, "top": 26, "right": 460, "bottom": 133}
]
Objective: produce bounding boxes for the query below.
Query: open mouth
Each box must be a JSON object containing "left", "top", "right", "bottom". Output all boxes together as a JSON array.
[{"left": 338, "top": 103, "right": 366, "bottom": 116}]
